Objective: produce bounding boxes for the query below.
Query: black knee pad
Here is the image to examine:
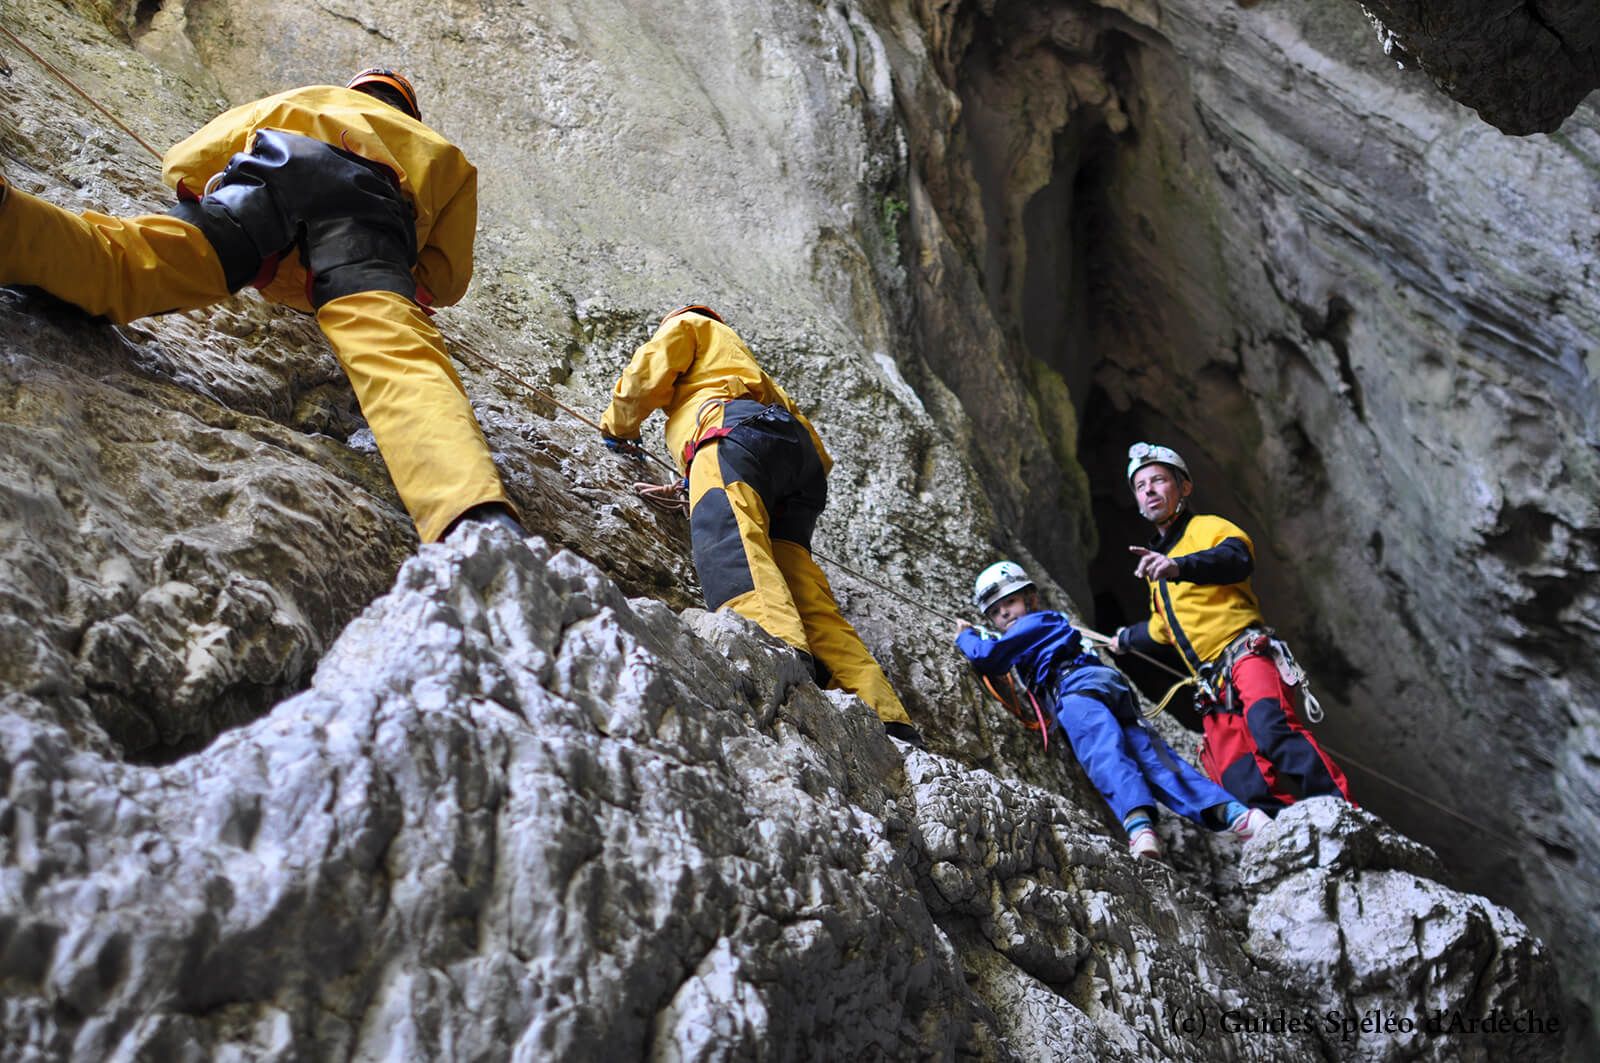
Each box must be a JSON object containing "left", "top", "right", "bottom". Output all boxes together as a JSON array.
[{"left": 167, "top": 197, "right": 276, "bottom": 293}]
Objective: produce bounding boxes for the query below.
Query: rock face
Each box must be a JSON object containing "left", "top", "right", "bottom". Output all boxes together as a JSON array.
[
  {"left": 851, "top": 0, "right": 1598, "bottom": 1044},
  {"left": 0, "top": 529, "right": 1558, "bottom": 1059},
  {"left": 0, "top": 0, "right": 1589, "bottom": 1057},
  {"left": 1356, "top": 0, "right": 1600, "bottom": 133},
  {"left": 1243, "top": 801, "right": 1560, "bottom": 1063}
]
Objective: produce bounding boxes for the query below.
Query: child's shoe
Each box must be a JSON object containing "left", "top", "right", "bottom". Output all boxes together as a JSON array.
[
  {"left": 1228, "top": 807, "right": 1273, "bottom": 842},
  {"left": 1128, "top": 826, "right": 1163, "bottom": 860}
]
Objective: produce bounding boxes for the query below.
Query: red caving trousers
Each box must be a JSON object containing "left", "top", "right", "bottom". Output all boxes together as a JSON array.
[{"left": 1198, "top": 652, "right": 1354, "bottom": 815}]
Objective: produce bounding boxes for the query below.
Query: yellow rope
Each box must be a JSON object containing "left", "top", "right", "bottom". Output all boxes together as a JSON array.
[{"left": 1150, "top": 675, "right": 1198, "bottom": 717}]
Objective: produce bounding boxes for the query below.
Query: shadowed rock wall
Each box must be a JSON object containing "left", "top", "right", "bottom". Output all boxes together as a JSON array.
[
  {"left": 849, "top": 0, "right": 1598, "bottom": 1047},
  {"left": 1357, "top": 0, "right": 1600, "bottom": 134}
]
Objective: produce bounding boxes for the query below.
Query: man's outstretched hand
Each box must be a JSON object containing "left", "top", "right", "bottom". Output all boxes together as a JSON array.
[{"left": 1129, "top": 545, "right": 1178, "bottom": 582}]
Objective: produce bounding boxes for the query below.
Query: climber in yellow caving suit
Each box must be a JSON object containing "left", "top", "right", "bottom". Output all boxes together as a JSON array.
[
  {"left": 601, "top": 305, "right": 923, "bottom": 744},
  {"left": 0, "top": 69, "right": 520, "bottom": 542}
]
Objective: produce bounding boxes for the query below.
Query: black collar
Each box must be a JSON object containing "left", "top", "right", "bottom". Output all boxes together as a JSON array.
[{"left": 1149, "top": 508, "right": 1194, "bottom": 554}]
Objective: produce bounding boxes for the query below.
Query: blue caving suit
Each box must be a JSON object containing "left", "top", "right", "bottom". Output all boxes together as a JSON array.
[{"left": 956, "top": 611, "right": 1236, "bottom": 823}]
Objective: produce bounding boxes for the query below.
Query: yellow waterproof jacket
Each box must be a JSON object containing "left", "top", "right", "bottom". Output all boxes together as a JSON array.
[
  {"left": 601, "top": 314, "right": 832, "bottom": 475},
  {"left": 1142, "top": 512, "right": 1265, "bottom": 666},
  {"left": 162, "top": 85, "right": 477, "bottom": 312}
]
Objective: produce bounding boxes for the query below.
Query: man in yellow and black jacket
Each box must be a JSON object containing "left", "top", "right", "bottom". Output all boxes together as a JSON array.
[
  {"left": 1114, "top": 443, "right": 1352, "bottom": 815},
  {"left": 0, "top": 69, "right": 519, "bottom": 544},
  {"left": 601, "top": 305, "right": 921, "bottom": 744}
]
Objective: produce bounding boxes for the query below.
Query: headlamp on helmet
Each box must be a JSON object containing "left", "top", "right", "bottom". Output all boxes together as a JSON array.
[{"left": 1126, "top": 442, "right": 1190, "bottom": 488}]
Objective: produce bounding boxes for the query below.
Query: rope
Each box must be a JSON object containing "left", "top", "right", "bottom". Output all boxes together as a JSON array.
[
  {"left": 981, "top": 674, "right": 1049, "bottom": 751},
  {"left": 1150, "top": 676, "right": 1198, "bottom": 716},
  {"left": 633, "top": 481, "right": 689, "bottom": 515},
  {"left": 1079, "top": 624, "right": 1189, "bottom": 681},
  {"left": 0, "top": 24, "right": 164, "bottom": 161},
  {"left": 1314, "top": 740, "right": 1600, "bottom": 892},
  {"left": 1078, "top": 624, "right": 1200, "bottom": 719}
]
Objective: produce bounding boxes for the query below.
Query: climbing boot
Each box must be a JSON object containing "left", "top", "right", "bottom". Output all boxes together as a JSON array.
[
  {"left": 445, "top": 502, "right": 525, "bottom": 540},
  {"left": 1228, "top": 807, "right": 1273, "bottom": 842},
  {"left": 884, "top": 721, "right": 926, "bottom": 749},
  {"left": 1128, "top": 827, "right": 1163, "bottom": 861}
]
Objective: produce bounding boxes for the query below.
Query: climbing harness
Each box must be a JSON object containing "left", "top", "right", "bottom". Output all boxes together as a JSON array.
[
  {"left": 680, "top": 397, "right": 736, "bottom": 468},
  {"left": 1195, "top": 627, "right": 1329, "bottom": 725}
]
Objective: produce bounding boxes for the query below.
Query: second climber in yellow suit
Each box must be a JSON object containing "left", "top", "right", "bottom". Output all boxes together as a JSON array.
[
  {"left": 0, "top": 69, "right": 520, "bottom": 543},
  {"left": 601, "top": 306, "right": 922, "bottom": 744}
]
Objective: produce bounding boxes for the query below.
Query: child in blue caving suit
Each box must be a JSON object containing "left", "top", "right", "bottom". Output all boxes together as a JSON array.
[{"left": 955, "top": 561, "right": 1271, "bottom": 860}]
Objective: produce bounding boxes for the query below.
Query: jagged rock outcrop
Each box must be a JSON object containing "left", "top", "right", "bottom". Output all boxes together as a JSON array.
[
  {"left": 0, "top": 0, "right": 1589, "bottom": 1057},
  {"left": 1355, "top": 1, "right": 1600, "bottom": 133},
  {"left": 0, "top": 530, "right": 1557, "bottom": 1059},
  {"left": 1242, "top": 800, "right": 1559, "bottom": 1063}
]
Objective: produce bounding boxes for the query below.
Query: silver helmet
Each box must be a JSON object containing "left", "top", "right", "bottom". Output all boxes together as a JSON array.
[
  {"left": 1126, "top": 442, "right": 1191, "bottom": 488},
  {"left": 973, "top": 561, "right": 1034, "bottom": 615}
]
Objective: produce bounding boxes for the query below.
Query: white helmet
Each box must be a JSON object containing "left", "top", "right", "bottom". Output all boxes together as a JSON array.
[
  {"left": 973, "top": 561, "right": 1034, "bottom": 614},
  {"left": 1126, "top": 442, "right": 1191, "bottom": 488}
]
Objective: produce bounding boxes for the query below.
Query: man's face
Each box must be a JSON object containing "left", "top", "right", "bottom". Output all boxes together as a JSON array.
[
  {"left": 1133, "top": 464, "right": 1191, "bottom": 525},
  {"left": 985, "top": 589, "right": 1033, "bottom": 633}
]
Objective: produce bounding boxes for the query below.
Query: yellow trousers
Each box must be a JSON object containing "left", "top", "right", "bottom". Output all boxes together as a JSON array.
[
  {"left": 686, "top": 408, "right": 912, "bottom": 727},
  {"left": 315, "top": 291, "right": 511, "bottom": 541},
  {"left": 0, "top": 189, "right": 509, "bottom": 541},
  {"left": 0, "top": 186, "right": 231, "bottom": 320}
]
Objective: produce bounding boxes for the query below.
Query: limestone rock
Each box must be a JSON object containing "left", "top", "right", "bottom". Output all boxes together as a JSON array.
[
  {"left": 1243, "top": 800, "right": 1561, "bottom": 1062},
  {"left": 0, "top": 528, "right": 1325, "bottom": 1059},
  {"left": 0, "top": 0, "right": 1587, "bottom": 1057},
  {"left": 867, "top": 0, "right": 1596, "bottom": 1035}
]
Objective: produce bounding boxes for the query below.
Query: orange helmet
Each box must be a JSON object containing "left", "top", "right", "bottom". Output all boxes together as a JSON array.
[
  {"left": 347, "top": 68, "right": 420, "bottom": 121},
  {"left": 661, "top": 304, "right": 724, "bottom": 325}
]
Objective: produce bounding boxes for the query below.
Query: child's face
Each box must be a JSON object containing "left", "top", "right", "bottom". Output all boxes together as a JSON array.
[{"left": 985, "top": 590, "right": 1034, "bottom": 633}]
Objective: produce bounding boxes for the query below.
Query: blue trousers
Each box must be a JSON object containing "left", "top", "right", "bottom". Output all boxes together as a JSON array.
[{"left": 1055, "top": 667, "right": 1236, "bottom": 824}]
